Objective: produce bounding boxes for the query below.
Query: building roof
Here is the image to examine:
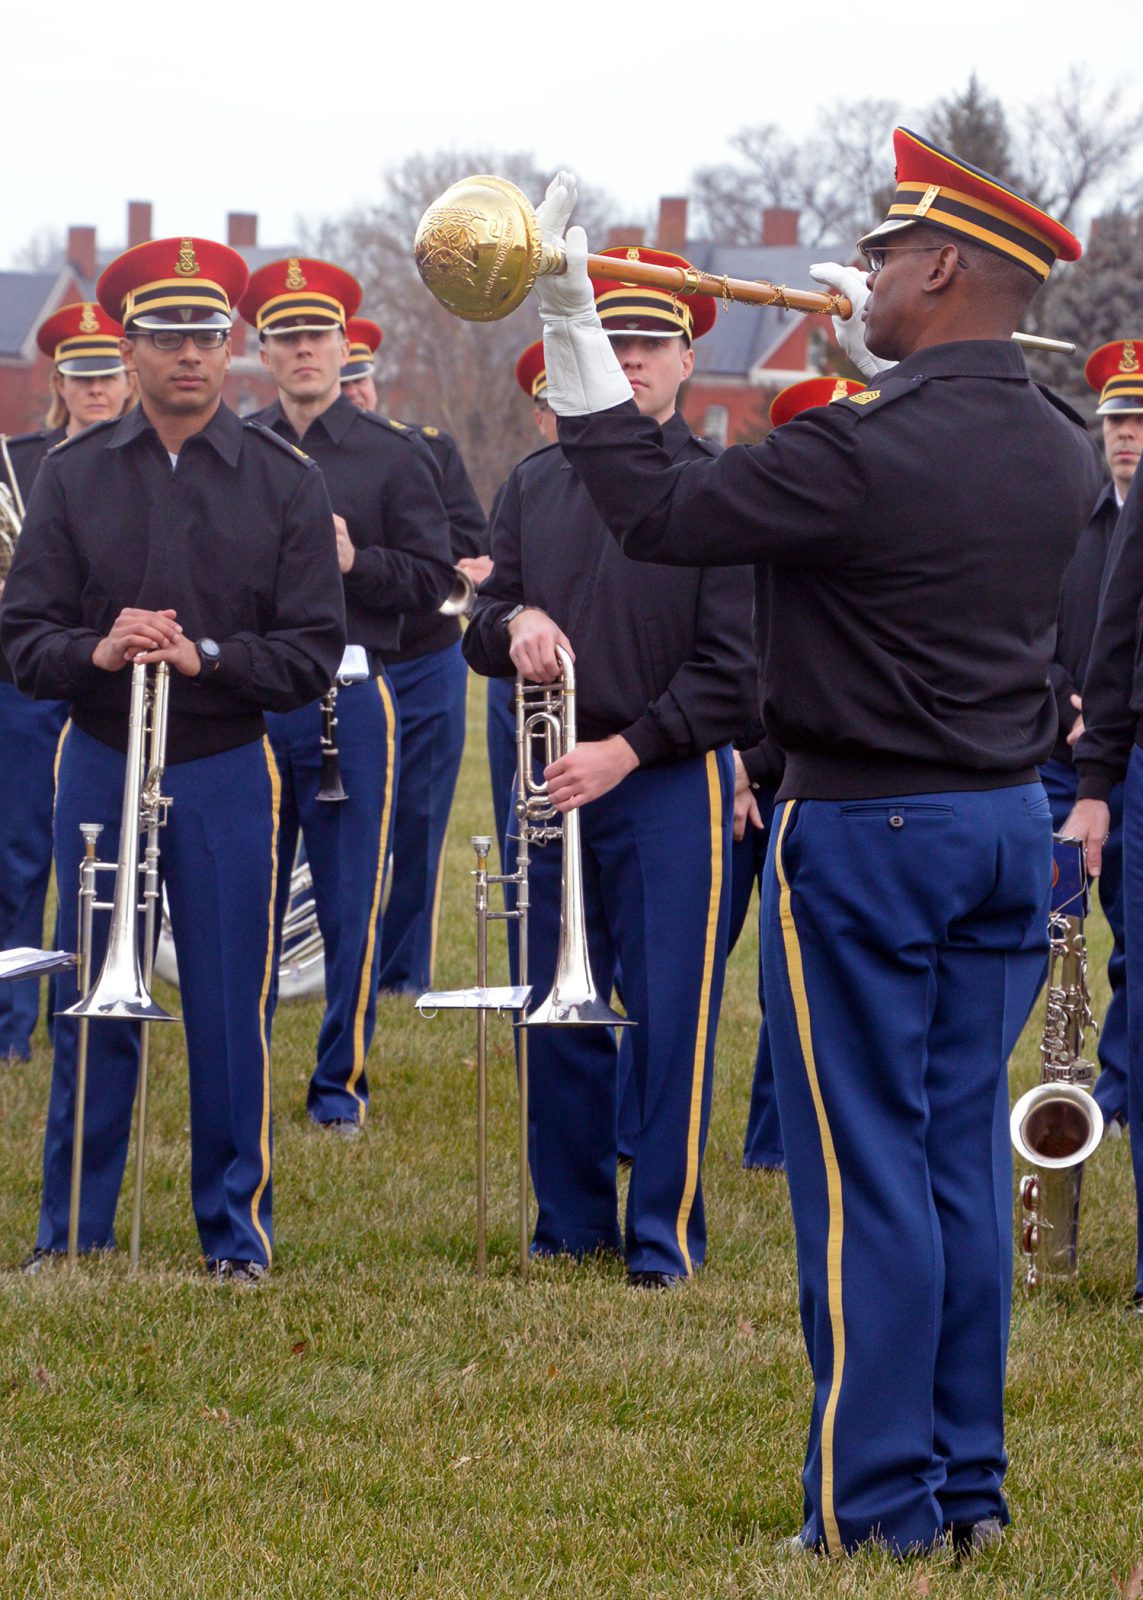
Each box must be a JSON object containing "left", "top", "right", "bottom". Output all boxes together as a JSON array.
[
  {"left": 685, "top": 240, "right": 843, "bottom": 378},
  {"left": 0, "top": 270, "right": 74, "bottom": 359}
]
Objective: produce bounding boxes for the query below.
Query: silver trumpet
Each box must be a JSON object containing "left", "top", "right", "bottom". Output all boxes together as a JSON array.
[
  {"left": 61, "top": 661, "right": 177, "bottom": 1270},
  {"left": 417, "top": 643, "right": 631, "bottom": 1278},
  {"left": 1011, "top": 835, "right": 1104, "bottom": 1290}
]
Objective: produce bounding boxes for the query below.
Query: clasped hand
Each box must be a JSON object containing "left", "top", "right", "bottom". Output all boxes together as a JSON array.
[{"left": 92, "top": 607, "right": 200, "bottom": 676}]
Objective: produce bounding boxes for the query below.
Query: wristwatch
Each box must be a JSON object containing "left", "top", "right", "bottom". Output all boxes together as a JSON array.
[
  {"left": 195, "top": 637, "right": 222, "bottom": 676},
  {"left": 502, "top": 604, "right": 526, "bottom": 629}
]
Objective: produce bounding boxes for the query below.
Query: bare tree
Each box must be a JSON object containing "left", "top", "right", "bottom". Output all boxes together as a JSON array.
[
  {"left": 300, "top": 152, "right": 616, "bottom": 506},
  {"left": 11, "top": 226, "right": 64, "bottom": 272}
]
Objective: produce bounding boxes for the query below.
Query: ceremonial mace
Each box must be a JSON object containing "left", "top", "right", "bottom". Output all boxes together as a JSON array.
[{"left": 414, "top": 175, "right": 1074, "bottom": 354}]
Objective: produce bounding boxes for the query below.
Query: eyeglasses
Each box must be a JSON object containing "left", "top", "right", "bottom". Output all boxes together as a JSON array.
[
  {"left": 132, "top": 329, "right": 229, "bottom": 351},
  {"left": 864, "top": 246, "right": 950, "bottom": 274}
]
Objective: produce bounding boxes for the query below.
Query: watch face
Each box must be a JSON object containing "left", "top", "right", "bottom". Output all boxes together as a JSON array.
[{"left": 199, "top": 638, "right": 221, "bottom": 662}]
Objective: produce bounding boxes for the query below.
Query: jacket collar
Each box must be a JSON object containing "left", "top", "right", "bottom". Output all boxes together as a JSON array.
[
  {"left": 106, "top": 398, "right": 244, "bottom": 466},
  {"left": 888, "top": 339, "right": 1030, "bottom": 384},
  {"left": 262, "top": 391, "right": 357, "bottom": 447}
]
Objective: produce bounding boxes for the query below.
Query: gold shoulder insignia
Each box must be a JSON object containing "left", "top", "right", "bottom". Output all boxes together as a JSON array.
[
  {"left": 421, "top": 425, "right": 440, "bottom": 438},
  {"left": 849, "top": 390, "right": 880, "bottom": 405},
  {"left": 175, "top": 239, "right": 200, "bottom": 276},
  {"left": 388, "top": 418, "right": 408, "bottom": 430},
  {"left": 79, "top": 304, "right": 99, "bottom": 333},
  {"left": 286, "top": 259, "right": 307, "bottom": 290}
]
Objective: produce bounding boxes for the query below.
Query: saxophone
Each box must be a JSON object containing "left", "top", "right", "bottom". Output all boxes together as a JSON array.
[{"left": 1010, "top": 836, "right": 1105, "bottom": 1290}]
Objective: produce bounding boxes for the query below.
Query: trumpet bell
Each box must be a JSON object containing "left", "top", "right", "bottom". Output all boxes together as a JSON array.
[
  {"left": 414, "top": 176, "right": 545, "bottom": 323},
  {"left": 439, "top": 566, "right": 476, "bottom": 617},
  {"left": 1010, "top": 1081, "right": 1104, "bottom": 1170},
  {"left": 62, "top": 969, "right": 175, "bottom": 1023}
]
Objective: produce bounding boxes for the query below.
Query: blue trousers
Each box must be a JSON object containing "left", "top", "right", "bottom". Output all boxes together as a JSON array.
[
  {"left": 729, "top": 790, "right": 784, "bottom": 1170},
  {"left": 44, "top": 727, "right": 280, "bottom": 1265},
  {"left": 1120, "top": 747, "right": 1143, "bottom": 1296},
  {"left": 378, "top": 642, "right": 468, "bottom": 994},
  {"left": 486, "top": 676, "right": 517, "bottom": 872},
  {"left": 510, "top": 748, "right": 733, "bottom": 1277},
  {"left": 1039, "top": 756, "right": 1127, "bottom": 1123},
  {"left": 267, "top": 675, "right": 398, "bottom": 1125},
  {"left": 0, "top": 682, "right": 66, "bottom": 1058},
  {"left": 763, "top": 785, "right": 1051, "bottom": 1553}
]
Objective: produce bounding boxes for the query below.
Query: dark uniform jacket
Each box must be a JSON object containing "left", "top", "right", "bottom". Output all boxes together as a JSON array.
[
  {"left": 389, "top": 423, "right": 486, "bottom": 665},
  {"left": 559, "top": 341, "right": 1103, "bottom": 799},
  {"left": 0, "top": 402, "right": 346, "bottom": 762},
  {"left": 254, "top": 395, "right": 454, "bottom": 664},
  {"left": 1, "top": 426, "right": 66, "bottom": 684},
  {"left": 1075, "top": 466, "right": 1143, "bottom": 800},
  {"left": 463, "top": 411, "right": 756, "bottom": 764},
  {"left": 1048, "top": 480, "right": 1119, "bottom": 763}
]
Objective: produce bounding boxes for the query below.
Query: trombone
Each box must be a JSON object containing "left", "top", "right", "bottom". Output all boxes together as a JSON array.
[
  {"left": 61, "top": 661, "right": 177, "bottom": 1269},
  {"left": 418, "top": 644, "right": 631, "bottom": 1277}
]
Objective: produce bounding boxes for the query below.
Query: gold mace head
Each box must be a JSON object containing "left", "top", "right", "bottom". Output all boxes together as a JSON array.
[{"left": 414, "top": 175, "right": 545, "bottom": 322}]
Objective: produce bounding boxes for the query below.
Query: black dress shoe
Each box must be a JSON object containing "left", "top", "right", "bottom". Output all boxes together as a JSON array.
[
  {"left": 209, "top": 1259, "right": 268, "bottom": 1286},
  {"left": 945, "top": 1516, "right": 1004, "bottom": 1556},
  {"left": 18, "top": 1247, "right": 63, "bottom": 1276},
  {"left": 314, "top": 1116, "right": 361, "bottom": 1140},
  {"left": 627, "top": 1269, "right": 684, "bottom": 1290}
]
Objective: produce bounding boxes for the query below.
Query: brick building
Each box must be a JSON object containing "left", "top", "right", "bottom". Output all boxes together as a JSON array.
[
  {"left": 606, "top": 198, "right": 845, "bottom": 445},
  {"left": 0, "top": 203, "right": 293, "bottom": 436}
]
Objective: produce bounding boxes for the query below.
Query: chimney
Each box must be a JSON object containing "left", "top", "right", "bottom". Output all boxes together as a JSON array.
[
  {"left": 228, "top": 212, "right": 258, "bottom": 248},
  {"left": 604, "top": 225, "right": 645, "bottom": 251},
  {"left": 657, "top": 197, "right": 688, "bottom": 253},
  {"left": 127, "top": 201, "right": 152, "bottom": 247},
  {"left": 762, "top": 207, "right": 799, "bottom": 247},
  {"left": 67, "top": 226, "right": 97, "bottom": 281}
]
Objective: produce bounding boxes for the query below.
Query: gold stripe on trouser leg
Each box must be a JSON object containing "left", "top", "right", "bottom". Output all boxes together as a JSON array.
[
  {"left": 51, "top": 718, "right": 72, "bottom": 822},
  {"left": 249, "top": 736, "right": 282, "bottom": 1263},
  {"left": 774, "top": 800, "right": 845, "bottom": 1556},
  {"left": 673, "top": 750, "right": 725, "bottom": 1276},
  {"left": 345, "top": 674, "right": 397, "bottom": 1122}
]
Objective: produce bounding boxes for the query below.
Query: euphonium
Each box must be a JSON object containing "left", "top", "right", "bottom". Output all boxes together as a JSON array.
[
  {"left": 0, "top": 434, "right": 25, "bottom": 583},
  {"left": 1010, "top": 836, "right": 1104, "bottom": 1290},
  {"left": 61, "top": 661, "right": 177, "bottom": 1269}
]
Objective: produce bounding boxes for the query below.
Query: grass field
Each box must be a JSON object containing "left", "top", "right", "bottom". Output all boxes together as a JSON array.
[{"left": 0, "top": 676, "right": 1140, "bottom": 1599}]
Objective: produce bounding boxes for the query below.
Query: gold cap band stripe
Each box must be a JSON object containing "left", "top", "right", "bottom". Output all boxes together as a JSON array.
[
  {"left": 55, "top": 335, "right": 121, "bottom": 359},
  {"left": 595, "top": 286, "right": 693, "bottom": 334},
  {"left": 256, "top": 290, "right": 346, "bottom": 331},
  {"left": 886, "top": 199, "right": 1054, "bottom": 279},
  {"left": 123, "top": 277, "right": 230, "bottom": 321}
]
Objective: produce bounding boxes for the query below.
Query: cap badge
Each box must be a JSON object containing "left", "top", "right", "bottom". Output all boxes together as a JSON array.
[
  {"left": 625, "top": 247, "right": 641, "bottom": 261},
  {"left": 1121, "top": 341, "right": 1139, "bottom": 373},
  {"left": 174, "top": 240, "right": 200, "bottom": 277},
  {"left": 286, "top": 259, "right": 308, "bottom": 290},
  {"left": 79, "top": 304, "right": 100, "bottom": 333},
  {"left": 830, "top": 378, "right": 849, "bottom": 402}
]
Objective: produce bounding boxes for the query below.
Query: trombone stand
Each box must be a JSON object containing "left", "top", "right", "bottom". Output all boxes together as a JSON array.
[{"left": 417, "top": 833, "right": 533, "bottom": 1279}]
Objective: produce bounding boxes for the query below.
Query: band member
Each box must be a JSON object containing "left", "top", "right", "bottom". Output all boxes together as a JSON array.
[
  {"left": 733, "top": 378, "right": 863, "bottom": 1172},
  {"left": 0, "top": 304, "right": 134, "bottom": 1065},
  {"left": 0, "top": 238, "right": 345, "bottom": 1280},
  {"left": 341, "top": 327, "right": 490, "bottom": 996},
  {"left": 1066, "top": 343, "right": 1143, "bottom": 1319},
  {"left": 536, "top": 134, "right": 1101, "bottom": 1551},
  {"left": 1042, "top": 342, "right": 1142, "bottom": 1137},
  {"left": 464, "top": 253, "right": 755, "bottom": 1287},
  {"left": 484, "top": 342, "right": 558, "bottom": 866},
  {"left": 240, "top": 261, "right": 454, "bottom": 1130}
]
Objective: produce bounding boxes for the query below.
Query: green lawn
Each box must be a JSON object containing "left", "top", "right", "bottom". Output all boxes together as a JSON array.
[{"left": 0, "top": 677, "right": 1139, "bottom": 1598}]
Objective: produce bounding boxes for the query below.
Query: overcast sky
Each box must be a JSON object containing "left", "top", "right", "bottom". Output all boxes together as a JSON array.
[{"left": 1, "top": 0, "right": 1136, "bottom": 268}]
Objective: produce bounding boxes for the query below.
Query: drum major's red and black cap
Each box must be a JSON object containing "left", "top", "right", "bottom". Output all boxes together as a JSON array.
[
  {"left": 341, "top": 318, "right": 383, "bottom": 382},
  {"left": 98, "top": 238, "right": 249, "bottom": 331},
  {"left": 239, "top": 257, "right": 363, "bottom": 338},
  {"left": 515, "top": 340, "right": 547, "bottom": 401},
  {"left": 768, "top": 376, "right": 864, "bottom": 429},
  {"left": 36, "top": 303, "right": 125, "bottom": 376},
  {"left": 590, "top": 246, "right": 716, "bottom": 342},
  {"left": 857, "top": 128, "right": 1082, "bottom": 282},
  {"left": 1085, "top": 341, "right": 1143, "bottom": 417}
]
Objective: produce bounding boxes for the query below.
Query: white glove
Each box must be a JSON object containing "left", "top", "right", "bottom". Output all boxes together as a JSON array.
[
  {"left": 531, "top": 172, "right": 633, "bottom": 417},
  {"left": 808, "top": 261, "right": 894, "bottom": 381}
]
